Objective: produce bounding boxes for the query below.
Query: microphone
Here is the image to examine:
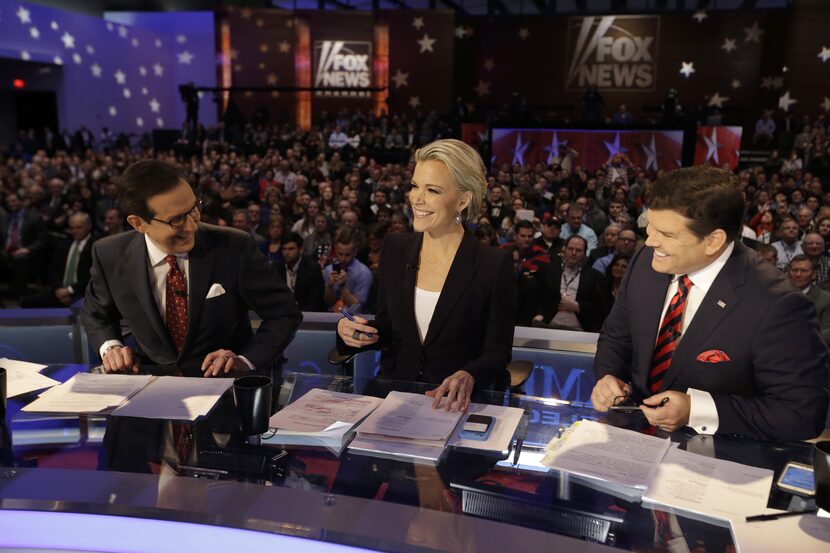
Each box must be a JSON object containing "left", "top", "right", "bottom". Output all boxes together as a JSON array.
[{"left": 406, "top": 263, "right": 419, "bottom": 272}]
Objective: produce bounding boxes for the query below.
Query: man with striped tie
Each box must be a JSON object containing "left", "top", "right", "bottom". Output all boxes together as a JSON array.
[{"left": 591, "top": 165, "right": 828, "bottom": 441}]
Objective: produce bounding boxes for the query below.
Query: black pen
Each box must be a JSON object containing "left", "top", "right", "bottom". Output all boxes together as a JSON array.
[
  {"left": 513, "top": 411, "right": 530, "bottom": 468},
  {"left": 338, "top": 307, "right": 373, "bottom": 338},
  {"left": 745, "top": 509, "right": 817, "bottom": 522}
]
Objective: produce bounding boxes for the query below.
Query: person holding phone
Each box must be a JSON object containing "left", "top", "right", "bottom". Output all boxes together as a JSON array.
[
  {"left": 335, "top": 139, "right": 516, "bottom": 412},
  {"left": 323, "top": 229, "right": 372, "bottom": 313}
]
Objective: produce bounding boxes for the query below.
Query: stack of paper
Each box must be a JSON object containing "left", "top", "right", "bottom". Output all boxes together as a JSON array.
[
  {"left": 263, "top": 388, "right": 383, "bottom": 455},
  {"left": 22, "top": 373, "right": 153, "bottom": 415},
  {"left": 0, "top": 358, "right": 59, "bottom": 398}
]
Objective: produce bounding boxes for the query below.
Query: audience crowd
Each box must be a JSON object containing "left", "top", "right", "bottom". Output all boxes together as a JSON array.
[{"left": 2, "top": 108, "right": 830, "bottom": 343}]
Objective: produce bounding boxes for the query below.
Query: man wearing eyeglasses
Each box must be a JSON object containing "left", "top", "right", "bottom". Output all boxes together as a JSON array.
[{"left": 82, "top": 160, "right": 302, "bottom": 377}]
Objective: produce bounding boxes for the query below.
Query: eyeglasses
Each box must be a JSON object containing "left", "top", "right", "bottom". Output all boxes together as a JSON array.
[{"left": 151, "top": 199, "right": 203, "bottom": 230}]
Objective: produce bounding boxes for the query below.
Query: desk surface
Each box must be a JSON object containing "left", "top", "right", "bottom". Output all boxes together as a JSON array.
[{"left": 1, "top": 366, "right": 817, "bottom": 553}]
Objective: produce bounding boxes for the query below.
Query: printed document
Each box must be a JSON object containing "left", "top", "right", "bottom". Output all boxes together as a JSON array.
[
  {"left": 1, "top": 358, "right": 58, "bottom": 398},
  {"left": 111, "top": 376, "right": 232, "bottom": 420},
  {"left": 22, "top": 373, "right": 153, "bottom": 414},
  {"left": 356, "top": 391, "right": 464, "bottom": 445},
  {"left": 269, "top": 388, "right": 383, "bottom": 432}
]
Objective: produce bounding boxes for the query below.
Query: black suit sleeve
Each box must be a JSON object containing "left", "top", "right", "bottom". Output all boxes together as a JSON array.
[
  {"left": 576, "top": 268, "right": 603, "bottom": 331},
  {"left": 713, "top": 291, "right": 829, "bottom": 440},
  {"left": 81, "top": 241, "right": 124, "bottom": 353},
  {"left": 237, "top": 236, "right": 303, "bottom": 370},
  {"left": 305, "top": 259, "right": 326, "bottom": 312}
]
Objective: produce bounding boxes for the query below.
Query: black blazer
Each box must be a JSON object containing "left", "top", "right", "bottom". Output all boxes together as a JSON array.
[
  {"left": 536, "top": 261, "right": 604, "bottom": 331},
  {"left": 0, "top": 207, "right": 46, "bottom": 253},
  {"left": 274, "top": 255, "right": 326, "bottom": 312},
  {"left": 340, "top": 232, "right": 516, "bottom": 389},
  {"left": 82, "top": 224, "right": 302, "bottom": 374},
  {"left": 46, "top": 233, "right": 96, "bottom": 297},
  {"left": 594, "top": 241, "right": 829, "bottom": 441}
]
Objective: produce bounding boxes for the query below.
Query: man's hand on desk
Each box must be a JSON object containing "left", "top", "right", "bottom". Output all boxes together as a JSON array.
[
  {"left": 590, "top": 375, "right": 632, "bottom": 412},
  {"left": 201, "top": 349, "right": 248, "bottom": 377},
  {"left": 425, "top": 370, "right": 475, "bottom": 412},
  {"left": 640, "top": 391, "right": 691, "bottom": 432},
  {"left": 102, "top": 345, "right": 141, "bottom": 373}
]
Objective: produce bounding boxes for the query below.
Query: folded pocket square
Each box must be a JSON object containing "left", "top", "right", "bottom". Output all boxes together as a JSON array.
[
  {"left": 205, "top": 283, "right": 226, "bottom": 299},
  {"left": 696, "top": 350, "right": 731, "bottom": 363}
]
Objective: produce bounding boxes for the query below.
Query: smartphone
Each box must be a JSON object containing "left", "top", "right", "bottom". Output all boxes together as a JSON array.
[
  {"left": 459, "top": 414, "right": 494, "bottom": 440},
  {"left": 332, "top": 260, "right": 341, "bottom": 273},
  {"left": 775, "top": 461, "right": 815, "bottom": 496}
]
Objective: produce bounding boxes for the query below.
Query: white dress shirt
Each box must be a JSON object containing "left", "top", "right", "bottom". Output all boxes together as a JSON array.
[
  {"left": 656, "top": 241, "right": 734, "bottom": 435},
  {"left": 414, "top": 287, "right": 441, "bottom": 344}
]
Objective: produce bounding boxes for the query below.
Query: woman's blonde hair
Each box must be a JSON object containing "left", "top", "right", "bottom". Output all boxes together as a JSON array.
[{"left": 413, "top": 139, "right": 486, "bottom": 223}]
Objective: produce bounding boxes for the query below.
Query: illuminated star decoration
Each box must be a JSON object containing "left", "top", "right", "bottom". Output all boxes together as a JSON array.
[
  {"left": 512, "top": 133, "right": 531, "bottom": 168},
  {"left": 708, "top": 92, "right": 729, "bottom": 108},
  {"left": 391, "top": 69, "right": 409, "bottom": 88},
  {"left": 818, "top": 47, "right": 830, "bottom": 63},
  {"left": 114, "top": 69, "right": 126, "bottom": 84},
  {"left": 474, "top": 80, "right": 491, "bottom": 97},
  {"left": 108, "top": 106, "right": 117, "bottom": 117},
  {"left": 408, "top": 96, "right": 420, "bottom": 109},
  {"left": 703, "top": 127, "right": 721, "bottom": 165},
  {"left": 176, "top": 34, "right": 187, "bottom": 44},
  {"left": 30, "top": 27, "right": 40, "bottom": 39},
  {"left": 721, "top": 38, "right": 737, "bottom": 53},
  {"left": 90, "top": 63, "right": 102, "bottom": 77},
  {"left": 61, "top": 32, "right": 75, "bottom": 49},
  {"left": 603, "top": 132, "right": 628, "bottom": 160},
  {"left": 20, "top": 51, "right": 30, "bottom": 61},
  {"left": 821, "top": 97, "right": 830, "bottom": 112},
  {"left": 412, "top": 17, "right": 424, "bottom": 30},
  {"left": 518, "top": 28, "right": 530, "bottom": 40},
  {"left": 731, "top": 79, "right": 741, "bottom": 89},
  {"left": 483, "top": 58, "right": 495, "bottom": 71},
  {"left": 278, "top": 41, "right": 291, "bottom": 53},
  {"left": 778, "top": 91, "right": 797, "bottom": 112},
  {"left": 692, "top": 11, "right": 708, "bottom": 23},
  {"left": 177, "top": 51, "right": 194, "bottom": 64},
  {"left": 149, "top": 98, "right": 160, "bottom": 113},
  {"left": 266, "top": 73, "right": 278, "bottom": 85},
  {"left": 16, "top": 6, "right": 31, "bottom": 25},
  {"left": 153, "top": 63, "right": 164, "bottom": 77},
  {"left": 640, "top": 134, "right": 658, "bottom": 172},
  {"left": 543, "top": 131, "right": 568, "bottom": 166},
  {"left": 744, "top": 22, "right": 764, "bottom": 43},
  {"left": 679, "top": 61, "right": 695, "bottom": 78},
  {"left": 417, "top": 34, "right": 436, "bottom": 53},
  {"left": 454, "top": 26, "right": 466, "bottom": 39}
]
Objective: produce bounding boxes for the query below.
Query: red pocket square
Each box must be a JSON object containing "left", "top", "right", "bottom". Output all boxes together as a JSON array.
[{"left": 696, "top": 350, "right": 731, "bottom": 363}]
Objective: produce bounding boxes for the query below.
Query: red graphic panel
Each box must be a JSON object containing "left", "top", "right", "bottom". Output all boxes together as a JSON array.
[{"left": 694, "top": 126, "right": 743, "bottom": 170}]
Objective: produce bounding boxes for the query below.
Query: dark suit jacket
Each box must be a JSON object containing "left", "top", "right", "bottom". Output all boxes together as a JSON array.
[
  {"left": 594, "top": 241, "right": 829, "bottom": 441},
  {"left": 82, "top": 223, "right": 302, "bottom": 373},
  {"left": 46, "top": 233, "right": 96, "bottom": 297},
  {"left": 0, "top": 207, "right": 46, "bottom": 253},
  {"left": 536, "top": 261, "right": 604, "bottom": 331},
  {"left": 807, "top": 285, "right": 830, "bottom": 348},
  {"left": 340, "top": 232, "right": 516, "bottom": 389},
  {"left": 274, "top": 255, "right": 325, "bottom": 312}
]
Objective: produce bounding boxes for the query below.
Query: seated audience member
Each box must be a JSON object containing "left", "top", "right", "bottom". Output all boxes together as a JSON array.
[
  {"left": 323, "top": 229, "right": 372, "bottom": 313},
  {"left": 593, "top": 228, "right": 638, "bottom": 273},
  {"left": 274, "top": 233, "right": 325, "bottom": 312},
  {"left": 261, "top": 214, "right": 286, "bottom": 266},
  {"left": 0, "top": 193, "right": 47, "bottom": 298},
  {"left": 802, "top": 233, "right": 830, "bottom": 287},
  {"left": 588, "top": 223, "right": 621, "bottom": 264},
  {"left": 533, "top": 235, "right": 603, "bottom": 331},
  {"left": 534, "top": 213, "right": 564, "bottom": 256},
  {"left": 756, "top": 243, "right": 779, "bottom": 267},
  {"left": 358, "top": 223, "right": 387, "bottom": 273},
  {"left": 22, "top": 213, "right": 96, "bottom": 307},
  {"left": 340, "top": 210, "right": 368, "bottom": 251},
  {"left": 103, "top": 207, "right": 126, "bottom": 236},
  {"left": 771, "top": 217, "right": 803, "bottom": 270},
  {"left": 560, "top": 204, "right": 599, "bottom": 254},
  {"left": 501, "top": 220, "right": 549, "bottom": 278},
  {"left": 511, "top": 245, "right": 540, "bottom": 326},
  {"left": 305, "top": 213, "right": 333, "bottom": 267},
  {"left": 596, "top": 253, "right": 632, "bottom": 326},
  {"left": 788, "top": 255, "right": 830, "bottom": 347},
  {"left": 232, "top": 208, "right": 266, "bottom": 246},
  {"left": 474, "top": 223, "right": 499, "bottom": 246}
]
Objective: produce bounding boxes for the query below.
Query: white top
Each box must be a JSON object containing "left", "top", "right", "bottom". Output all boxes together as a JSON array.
[{"left": 414, "top": 287, "right": 441, "bottom": 344}]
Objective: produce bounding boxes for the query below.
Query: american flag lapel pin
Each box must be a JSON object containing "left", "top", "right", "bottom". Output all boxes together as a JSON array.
[{"left": 717, "top": 300, "right": 726, "bottom": 308}]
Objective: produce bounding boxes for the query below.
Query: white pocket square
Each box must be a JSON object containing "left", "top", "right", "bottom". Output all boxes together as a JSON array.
[{"left": 205, "top": 283, "right": 226, "bottom": 299}]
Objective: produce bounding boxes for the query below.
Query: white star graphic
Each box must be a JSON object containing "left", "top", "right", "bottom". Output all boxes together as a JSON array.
[
  {"left": 123, "top": 88, "right": 131, "bottom": 99},
  {"left": 240, "top": 8, "right": 253, "bottom": 19},
  {"left": 772, "top": 76, "right": 784, "bottom": 89},
  {"left": 255, "top": 19, "right": 264, "bottom": 28},
  {"left": 52, "top": 56, "right": 63, "bottom": 65},
  {"left": 679, "top": 61, "right": 695, "bottom": 78},
  {"left": 409, "top": 96, "right": 421, "bottom": 109},
  {"left": 118, "top": 26, "right": 128, "bottom": 39},
  {"left": 108, "top": 106, "right": 117, "bottom": 117},
  {"left": 176, "top": 34, "right": 187, "bottom": 44},
  {"left": 149, "top": 99, "right": 161, "bottom": 113},
  {"left": 260, "top": 43, "right": 269, "bottom": 53},
  {"left": 744, "top": 22, "right": 764, "bottom": 43},
  {"left": 412, "top": 17, "right": 424, "bottom": 30},
  {"left": 692, "top": 11, "right": 708, "bottom": 23},
  {"left": 512, "top": 133, "right": 531, "bottom": 167},
  {"left": 266, "top": 73, "right": 278, "bottom": 85},
  {"left": 30, "top": 27, "right": 40, "bottom": 39},
  {"left": 86, "top": 45, "right": 95, "bottom": 55},
  {"left": 731, "top": 79, "right": 741, "bottom": 89},
  {"left": 50, "top": 21, "right": 58, "bottom": 31},
  {"left": 141, "top": 87, "right": 148, "bottom": 95},
  {"left": 708, "top": 92, "right": 729, "bottom": 108},
  {"left": 16, "top": 6, "right": 31, "bottom": 25},
  {"left": 474, "top": 80, "right": 491, "bottom": 97},
  {"left": 155, "top": 39, "right": 162, "bottom": 48},
  {"left": 90, "top": 63, "right": 102, "bottom": 77},
  {"left": 778, "top": 91, "right": 797, "bottom": 111},
  {"left": 278, "top": 41, "right": 291, "bottom": 53},
  {"left": 703, "top": 127, "right": 720, "bottom": 165},
  {"left": 258, "top": 62, "right": 265, "bottom": 70},
  {"left": 603, "top": 133, "right": 628, "bottom": 159},
  {"left": 417, "top": 34, "right": 436, "bottom": 53},
  {"left": 640, "top": 134, "right": 658, "bottom": 172},
  {"left": 72, "top": 53, "right": 82, "bottom": 64},
  {"left": 721, "top": 38, "right": 737, "bottom": 53},
  {"left": 234, "top": 64, "right": 242, "bottom": 73},
  {"left": 136, "top": 117, "right": 144, "bottom": 128},
  {"left": 454, "top": 26, "right": 466, "bottom": 39},
  {"left": 139, "top": 66, "right": 147, "bottom": 76},
  {"left": 61, "top": 32, "right": 75, "bottom": 49},
  {"left": 518, "top": 28, "right": 530, "bottom": 40},
  {"left": 271, "top": 91, "right": 280, "bottom": 99},
  {"left": 106, "top": 22, "right": 113, "bottom": 32},
  {"left": 543, "top": 131, "right": 568, "bottom": 166},
  {"left": 177, "top": 51, "right": 194, "bottom": 64},
  {"left": 230, "top": 48, "right": 240, "bottom": 60},
  {"left": 819, "top": 47, "right": 830, "bottom": 63},
  {"left": 821, "top": 97, "right": 830, "bottom": 112},
  {"left": 484, "top": 58, "right": 495, "bottom": 71},
  {"left": 157, "top": 117, "right": 165, "bottom": 127},
  {"left": 114, "top": 70, "right": 126, "bottom": 84},
  {"left": 760, "top": 76, "right": 774, "bottom": 89},
  {"left": 391, "top": 69, "right": 409, "bottom": 88},
  {"left": 197, "top": 91, "right": 204, "bottom": 100},
  {"left": 20, "top": 51, "right": 30, "bottom": 61},
  {"left": 131, "top": 38, "right": 139, "bottom": 48}
]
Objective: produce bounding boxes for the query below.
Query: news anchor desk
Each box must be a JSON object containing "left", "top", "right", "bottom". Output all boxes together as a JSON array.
[{"left": 0, "top": 367, "right": 819, "bottom": 553}]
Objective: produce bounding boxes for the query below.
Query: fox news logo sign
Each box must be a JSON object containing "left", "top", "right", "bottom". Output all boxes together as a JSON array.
[
  {"left": 565, "top": 16, "right": 659, "bottom": 91},
  {"left": 314, "top": 41, "right": 372, "bottom": 98}
]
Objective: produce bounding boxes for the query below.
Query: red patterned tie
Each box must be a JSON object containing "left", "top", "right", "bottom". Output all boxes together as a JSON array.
[
  {"left": 648, "top": 275, "right": 692, "bottom": 394},
  {"left": 165, "top": 255, "right": 187, "bottom": 351}
]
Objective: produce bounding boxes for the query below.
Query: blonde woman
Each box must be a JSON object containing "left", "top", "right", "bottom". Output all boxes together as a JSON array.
[{"left": 336, "top": 139, "right": 515, "bottom": 411}]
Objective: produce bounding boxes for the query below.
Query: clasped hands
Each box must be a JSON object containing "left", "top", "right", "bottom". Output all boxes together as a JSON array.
[
  {"left": 337, "top": 316, "right": 474, "bottom": 412},
  {"left": 591, "top": 375, "right": 691, "bottom": 432},
  {"left": 102, "top": 345, "right": 248, "bottom": 377}
]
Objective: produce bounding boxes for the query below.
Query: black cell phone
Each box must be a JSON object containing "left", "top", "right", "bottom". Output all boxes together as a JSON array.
[
  {"left": 460, "top": 414, "right": 494, "bottom": 440},
  {"left": 332, "top": 260, "right": 341, "bottom": 273}
]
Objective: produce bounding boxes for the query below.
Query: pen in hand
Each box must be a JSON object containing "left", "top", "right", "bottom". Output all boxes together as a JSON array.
[{"left": 338, "top": 307, "right": 374, "bottom": 338}]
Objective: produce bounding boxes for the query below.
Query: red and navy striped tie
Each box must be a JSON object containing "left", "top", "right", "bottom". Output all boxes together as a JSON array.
[{"left": 648, "top": 275, "right": 692, "bottom": 394}]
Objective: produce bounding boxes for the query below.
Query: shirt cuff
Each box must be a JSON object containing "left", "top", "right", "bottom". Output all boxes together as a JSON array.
[
  {"left": 237, "top": 355, "right": 255, "bottom": 371},
  {"left": 99, "top": 339, "right": 124, "bottom": 360},
  {"left": 686, "top": 388, "right": 719, "bottom": 435}
]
